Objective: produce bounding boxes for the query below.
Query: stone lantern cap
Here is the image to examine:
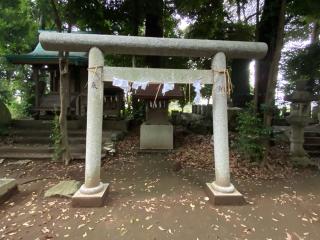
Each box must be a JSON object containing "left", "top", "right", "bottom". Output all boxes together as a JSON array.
[{"left": 285, "top": 91, "right": 317, "bottom": 103}]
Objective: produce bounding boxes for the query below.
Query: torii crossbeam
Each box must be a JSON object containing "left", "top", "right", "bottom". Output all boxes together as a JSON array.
[{"left": 39, "top": 32, "right": 267, "bottom": 207}]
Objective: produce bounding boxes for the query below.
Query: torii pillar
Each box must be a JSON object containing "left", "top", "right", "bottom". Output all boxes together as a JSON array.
[
  {"left": 205, "top": 52, "right": 245, "bottom": 205},
  {"left": 72, "top": 47, "right": 110, "bottom": 207}
]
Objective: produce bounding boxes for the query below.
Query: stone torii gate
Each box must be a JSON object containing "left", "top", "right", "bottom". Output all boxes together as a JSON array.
[{"left": 39, "top": 32, "right": 267, "bottom": 207}]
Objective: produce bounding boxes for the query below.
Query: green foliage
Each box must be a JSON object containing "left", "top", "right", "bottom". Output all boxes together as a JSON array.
[
  {"left": 120, "top": 94, "right": 145, "bottom": 121},
  {"left": 236, "top": 103, "right": 270, "bottom": 162},
  {"left": 226, "top": 22, "right": 255, "bottom": 41},
  {"left": 50, "top": 114, "right": 63, "bottom": 161},
  {"left": 126, "top": 100, "right": 145, "bottom": 121},
  {"left": 181, "top": 0, "right": 226, "bottom": 40},
  {"left": 178, "top": 84, "right": 196, "bottom": 111},
  {"left": 0, "top": 0, "right": 37, "bottom": 55},
  {"left": 0, "top": 0, "right": 36, "bottom": 119},
  {"left": 284, "top": 43, "right": 320, "bottom": 95},
  {"left": 0, "top": 126, "right": 10, "bottom": 137},
  {"left": 0, "top": 60, "right": 34, "bottom": 119},
  {"left": 8, "top": 101, "right": 31, "bottom": 119},
  {"left": 288, "top": 0, "right": 320, "bottom": 22},
  {"left": 201, "top": 84, "right": 212, "bottom": 103}
]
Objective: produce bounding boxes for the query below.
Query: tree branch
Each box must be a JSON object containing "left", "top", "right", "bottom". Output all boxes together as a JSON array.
[
  {"left": 50, "top": 0, "right": 62, "bottom": 32},
  {"left": 245, "top": 11, "right": 262, "bottom": 23}
]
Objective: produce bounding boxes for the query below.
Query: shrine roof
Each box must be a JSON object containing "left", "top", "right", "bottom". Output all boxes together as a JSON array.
[{"left": 6, "top": 42, "right": 88, "bottom": 66}]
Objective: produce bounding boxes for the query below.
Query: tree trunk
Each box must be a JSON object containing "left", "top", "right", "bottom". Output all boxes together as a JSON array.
[
  {"left": 254, "top": 0, "right": 286, "bottom": 164},
  {"left": 255, "top": 0, "right": 260, "bottom": 39},
  {"left": 231, "top": 59, "right": 251, "bottom": 107},
  {"left": 145, "top": 0, "right": 163, "bottom": 68},
  {"left": 310, "top": 22, "right": 320, "bottom": 44},
  {"left": 50, "top": 0, "right": 71, "bottom": 165},
  {"left": 254, "top": 0, "right": 286, "bottom": 116},
  {"left": 262, "top": 0, "right": 286, "bottom": 127},
  {"left": 310, "top": 21, "right": 319, "bottom": 116},
  {"left": 59, "top": 53, "right": 71, "bottom": 165},
  {"left": 236, "top": 0, "right": 241, "bottom": 21}
]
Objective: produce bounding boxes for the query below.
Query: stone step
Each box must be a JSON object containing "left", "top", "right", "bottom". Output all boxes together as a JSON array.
[
  {"left": 11, "top": 120, "right": 83, "bottom": 130},
  {"left": 11, "top": 119, "right": 129, "bottom": 132},
  {"left": 304, "top": 137, "right": 320, "bottom": 144},
  {"left": 304, "top": 131, "right": 320, "bottom": 138},
  {"left": 306, "top": 150, "right": 320, "bottom": 158},
  {"left": 10, "top": 129, "right": 112, "bottom": 138},
  {"left": 0, "top": 152, "right": 86, "bottom": 160},
  {"left": 11, "top": 136, "right": 86, "bottom": 144},
  {"left": 11, "top": 135, "right": 112, "bottom": 145},
  {"left": 303, "top": 144, "right": 320, "bottom": 151},
  {"left": 0, "top": 143, "right": 109, "bottom": 160},
  {"left": 0, "top": 144, "right": 86, "bottom": 154}
]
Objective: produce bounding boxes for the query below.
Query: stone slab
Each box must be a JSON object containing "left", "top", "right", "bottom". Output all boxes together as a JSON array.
[
  {"left": 7, "top": 159, "right": 32, "bottom": 166},
  {"left": 44, "top": 180, "right": 81, "bottom": 198},
  {"left": 140, "top": 123, "right": 173, "bottom": 150},
  {"left": 0, "top": 179, "right": 18, "bottom": 203},
  {"left": 72, "top": 183, "right": 109, "bottom": 207},
  {"left": 205, "top": 183, "right": 245, "bottom": 206}
]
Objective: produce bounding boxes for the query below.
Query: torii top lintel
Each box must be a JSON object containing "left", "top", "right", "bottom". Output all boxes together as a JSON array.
[{"left": 39, "top": 32, "right": 268, "bottom": 59}]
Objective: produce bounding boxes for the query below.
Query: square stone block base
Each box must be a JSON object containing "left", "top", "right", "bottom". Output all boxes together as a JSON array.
[
  {"left": 72, "top": 183, "right": 109, "bottom": 207},
  {"left": 205, "top": 183, "right": 245, "bottom": 205},
  {"left": 140, "top": 123, "right": 173, "bottom": 150}
]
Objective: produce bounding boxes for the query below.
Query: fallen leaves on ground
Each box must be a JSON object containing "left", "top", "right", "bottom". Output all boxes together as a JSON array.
[
  {"left": 166, "top": 133, "right": 305, "bottom": 180},
  {"left": 103, "top": 134, "right": 139, "bottom": 169}
]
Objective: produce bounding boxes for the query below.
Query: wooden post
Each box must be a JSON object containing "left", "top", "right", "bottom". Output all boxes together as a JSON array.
[{"left": 33, "top": 65, "right": 40, "bottom": 108}]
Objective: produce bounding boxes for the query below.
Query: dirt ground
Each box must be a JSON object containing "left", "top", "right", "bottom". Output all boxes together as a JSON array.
[{"left": 0, "top": 149, "right": 320, "bottom": 239}]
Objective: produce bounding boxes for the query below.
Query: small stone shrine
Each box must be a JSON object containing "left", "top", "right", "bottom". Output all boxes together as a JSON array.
[{"left": 133, "top": 84, "right": 183, "bottom": 150}]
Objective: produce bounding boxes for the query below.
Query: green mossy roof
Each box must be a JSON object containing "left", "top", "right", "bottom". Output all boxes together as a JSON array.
[{"left": 6, "top": 43, "right": 88, "bottom": 66}]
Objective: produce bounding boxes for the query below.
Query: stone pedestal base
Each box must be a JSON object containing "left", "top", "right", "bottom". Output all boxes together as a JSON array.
[
  {"left": 291, "top": 156, "right": 315, "bottom": 167},
  {"left": 0, "top": 179, "right": 18, "bottom": 203},
  {"left": 140, "top": 123, "right": 173, "bottom": 150},
  {"left": 205, "top": 183, "right": 245, "bottom": 205},
  {"left": 72, "top": 183, "right": 109, "bottom": 207}
]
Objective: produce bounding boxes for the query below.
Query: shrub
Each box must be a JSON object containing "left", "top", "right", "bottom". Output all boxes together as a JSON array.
[
  {"left": 50, "top": 114, "right": 63, "bottom": 161},
  {"left": 235, "top": 102, "right": 270, "bottom": 162}
]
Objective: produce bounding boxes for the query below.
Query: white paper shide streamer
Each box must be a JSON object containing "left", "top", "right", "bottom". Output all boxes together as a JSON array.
[
  {"left": 132, "top": 81, "right": 149, "bottom": 90},
  {"left": 193, "top": 79, "right": 202, "bottom": 104},
  {"left": 112, "top": 77, "right": 129, "bottom": 92},
  {"left": 162, "top": 82, "right": 174, "bottom": 95}
]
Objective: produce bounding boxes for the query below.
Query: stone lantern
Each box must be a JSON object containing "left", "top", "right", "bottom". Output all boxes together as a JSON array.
[{"left": 285, "top": 79, "right": 315, "bottom": 166}]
